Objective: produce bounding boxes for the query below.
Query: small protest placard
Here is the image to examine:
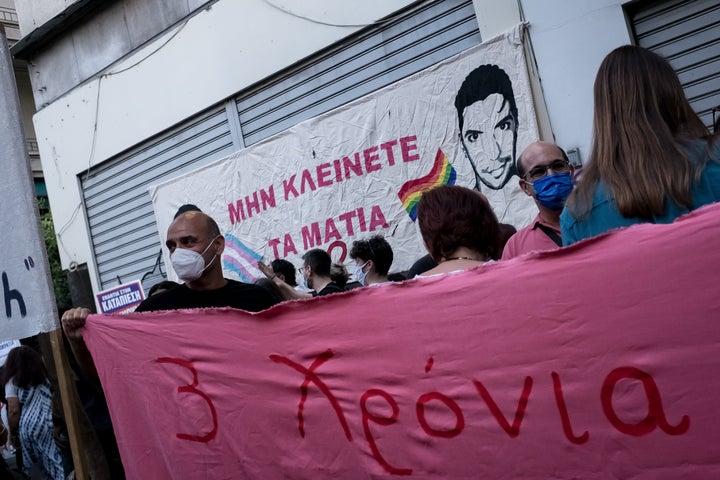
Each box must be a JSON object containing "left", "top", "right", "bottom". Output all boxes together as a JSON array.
[{"left": 96, "top": 280, "right": 145, "bottom": 314}]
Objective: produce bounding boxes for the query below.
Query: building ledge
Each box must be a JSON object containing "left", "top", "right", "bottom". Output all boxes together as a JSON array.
[
  {"left": 10, "top": 0, "right": 105, "bottom": 60},
  {"left": 0, "top": 6, "right": 19, "bottom": 26}
]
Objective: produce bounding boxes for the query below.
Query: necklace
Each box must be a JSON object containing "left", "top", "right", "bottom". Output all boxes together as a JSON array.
[{"left": 441, "top": 256, "right": 481, "bottom": 263}]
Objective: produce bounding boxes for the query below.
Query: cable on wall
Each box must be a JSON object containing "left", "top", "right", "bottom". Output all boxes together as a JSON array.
[{"left": 54, "top": 17, "right": 191, "bottom": 262}]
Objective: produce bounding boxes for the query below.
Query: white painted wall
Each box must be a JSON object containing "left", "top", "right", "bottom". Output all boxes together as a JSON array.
[
  {"left": 519, "top": 0, "right": 632, "bottom": 161},
  {"left": 472, "top": 0, "right": 521, "bottom": 40},
  {"left": 31, "top": 0, "right": 414, "bottom": 292},
  {"left": 471, "top": 0, "right": 554, "bottom": 143}
]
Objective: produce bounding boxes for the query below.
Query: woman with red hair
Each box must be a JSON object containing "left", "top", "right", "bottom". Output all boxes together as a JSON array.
[{"left": 417, "top": 185, "right": 500, "bottom": 276}]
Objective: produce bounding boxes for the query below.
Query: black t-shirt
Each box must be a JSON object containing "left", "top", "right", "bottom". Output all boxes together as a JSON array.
[
  {"left": 407, "top": 253, "right": 437, "bottom": 279},
  {"left": 313, "top": 282, "right": 345, "bottom": 297},
  {"left": 136, "top": 279, "right": 278, "bottom": 312}
]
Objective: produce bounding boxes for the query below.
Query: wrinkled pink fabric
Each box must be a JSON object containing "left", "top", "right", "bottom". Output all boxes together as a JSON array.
[{"left": 84, "top": 203, "right": 720, "bottom": 479}]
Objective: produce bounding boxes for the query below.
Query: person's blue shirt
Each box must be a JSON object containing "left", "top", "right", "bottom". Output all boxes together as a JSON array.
[{"left": 561, "top": 139, "right": 720, "bottom": 245}]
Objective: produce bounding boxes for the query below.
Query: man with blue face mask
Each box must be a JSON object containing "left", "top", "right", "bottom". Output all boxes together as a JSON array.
[{"left": 502, "top": 141, "right": 574, "bottom": 260}]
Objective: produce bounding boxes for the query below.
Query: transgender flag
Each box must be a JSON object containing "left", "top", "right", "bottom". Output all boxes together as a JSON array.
[
  {"left": 397, "top": 148, "right": 456, "bottom": 221},
  {"left": 222, "top": 233, "right": 263, "bottom": 283}
]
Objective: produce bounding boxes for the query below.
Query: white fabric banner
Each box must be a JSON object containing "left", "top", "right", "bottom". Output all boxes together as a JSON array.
[
  {"left": 0, "top": 32, "right": 58, "bottom": 342},
  {"left": 150, "top": 25, "right": 538, "bottom": 281}
]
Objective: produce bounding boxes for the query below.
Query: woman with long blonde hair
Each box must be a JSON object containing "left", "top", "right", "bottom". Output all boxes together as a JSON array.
[{"left": 560, "top": 45, "right": 720, "bottom": 244}]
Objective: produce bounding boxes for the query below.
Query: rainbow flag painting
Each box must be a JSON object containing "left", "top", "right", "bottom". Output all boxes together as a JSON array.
[
  {"left": 222, "top": 233, "right": 263, "bottom": 283},
  {"left": 397, "top": 148, "right": 456, "bottom": 221}
]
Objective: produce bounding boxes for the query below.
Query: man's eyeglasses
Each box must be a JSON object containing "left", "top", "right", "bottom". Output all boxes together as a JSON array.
[{"left": 523, "top": 159, "right": 570, "bottom": 182}]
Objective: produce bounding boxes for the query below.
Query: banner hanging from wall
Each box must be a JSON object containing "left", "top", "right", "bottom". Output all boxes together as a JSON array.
[
  {"left": 0, "top": 29, "right": 58, "bottom": 342},
  {"left": 149, "top": 25, "right": 539, "bottom": 282},
  {"left": 84, "top": 204, "right": 720, "bottom": 479}
]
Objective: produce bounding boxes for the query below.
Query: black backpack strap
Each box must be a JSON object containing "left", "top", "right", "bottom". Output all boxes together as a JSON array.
[{"left": 536, "top": 223, "right": 563, "bottom": 247}]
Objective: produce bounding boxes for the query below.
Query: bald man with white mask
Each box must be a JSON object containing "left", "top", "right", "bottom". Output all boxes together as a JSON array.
[{"left": 61, "top": 211, "right": 278, "bottom": 378}]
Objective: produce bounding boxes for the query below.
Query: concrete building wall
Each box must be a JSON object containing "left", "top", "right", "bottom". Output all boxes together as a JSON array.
[
  {"left": 0, "top": 0, "right": 20, "bottom": 38},
  {"left": 19, "top": 1, "right": 218, "bottom": 108},
  {"left": 14, "top": 65, "right": 42, "bottom": 175},
  {"left": 14, "top": 0, "right": 82, "bottom": 35},
  {"left": 1, "top": 0, "right": 41, "bottom": 177}
]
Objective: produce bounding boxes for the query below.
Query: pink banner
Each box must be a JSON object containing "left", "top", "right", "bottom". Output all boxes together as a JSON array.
[{"left": 84, "top": 203, "right": 720, "bottom": 479}]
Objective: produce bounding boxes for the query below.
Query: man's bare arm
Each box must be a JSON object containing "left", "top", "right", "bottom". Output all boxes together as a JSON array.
[{"left": 61, "top": 307, "right": 99, "bottom": 382}]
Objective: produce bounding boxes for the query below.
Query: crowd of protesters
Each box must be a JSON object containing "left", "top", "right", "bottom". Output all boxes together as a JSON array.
[{"left": 2, "top": 44, "right": 718, "bottom": 480}]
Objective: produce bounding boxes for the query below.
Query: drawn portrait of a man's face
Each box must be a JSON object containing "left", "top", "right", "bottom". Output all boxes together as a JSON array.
[{"left": 455, "top": 65, "right": 518, "bottom": 190}]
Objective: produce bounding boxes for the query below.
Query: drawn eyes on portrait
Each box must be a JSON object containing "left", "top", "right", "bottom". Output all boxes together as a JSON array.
[
  {"left": 461, "top": 117, "right": 513, "bottom": 146},
  {"left": 494, "top": 115, "right": 515, "bottom": 133},
  {"left": 463, "top": 130, "right": 482, "bottom": 143}
]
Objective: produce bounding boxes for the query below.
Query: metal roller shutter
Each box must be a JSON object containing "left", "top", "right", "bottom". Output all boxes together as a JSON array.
[
  {"left": 81, "top": 105, "right": 236, "bottom": 292},
  {"left": 81, "top": 0, "right": 481, "bottom": 292},
  {"left": 628, "top": 0, "right": 720, "bottom": 129},
  {"left": 236, "top": 0, "right": 481, "bottom": 145}
]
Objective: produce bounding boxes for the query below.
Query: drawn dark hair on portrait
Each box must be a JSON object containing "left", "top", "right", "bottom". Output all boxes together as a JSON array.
[
  {"left": 455, "top": 64, "right": 519, "bottom": 191},
  {"left": 455, "top": 65, "right": 518, "bottom": 132}
]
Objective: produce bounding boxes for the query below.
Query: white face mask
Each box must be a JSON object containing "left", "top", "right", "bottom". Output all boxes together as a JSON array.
[
  {"left": 297, "top": 270, "right": 309, "bottom": 290},
  {"left": 355, "top": 261, "right": 369, "bottom": 286},
  {"left": 170, "top": 236, "right": 219, "bottom": 282}
]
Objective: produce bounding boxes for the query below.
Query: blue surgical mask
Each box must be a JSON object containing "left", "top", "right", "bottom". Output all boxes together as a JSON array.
[
  {"left": 355, "top": 261, "right": 369, "bottom": 286},
  {"left": 531, "top": 172, "right": 574, "bottom": 211}
]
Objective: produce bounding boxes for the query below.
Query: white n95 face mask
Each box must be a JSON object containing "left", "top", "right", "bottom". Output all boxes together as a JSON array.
[{"left": 170, "top": 237, "right": 219, "bottom": 282}]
